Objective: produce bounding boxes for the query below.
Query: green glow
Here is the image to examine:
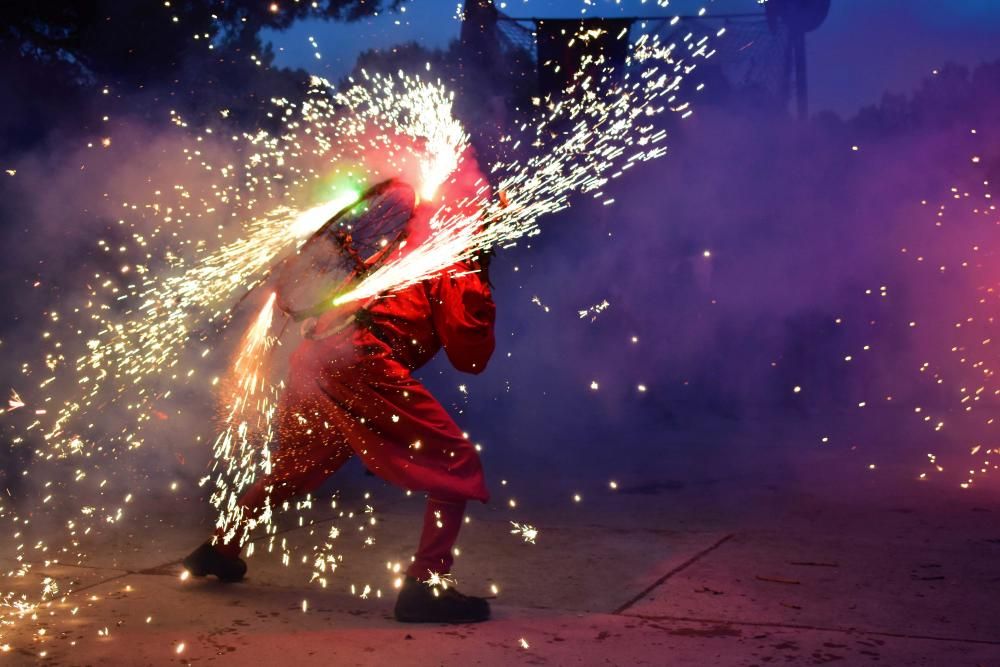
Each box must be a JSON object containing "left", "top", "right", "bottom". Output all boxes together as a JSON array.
[
  {"left": 327, "top": 186, "right": 361, "bottom": 213},
  {"left": 312, "top": 165, "right": 362, "bottom": 210}
]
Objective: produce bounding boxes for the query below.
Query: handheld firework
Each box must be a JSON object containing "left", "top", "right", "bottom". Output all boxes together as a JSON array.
[{"left": 275, "top": 178, "right": 416, "bottom": 329}]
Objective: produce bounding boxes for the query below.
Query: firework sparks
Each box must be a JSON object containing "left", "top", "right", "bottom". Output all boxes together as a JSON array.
[
  {"left": 208, "top": 291, "right": 282, "bottom": 550},
  {"left": 510, "top": 521, "right": 539, "bottom": 544},
  {"left": 0, "top": 9, "right": 719, "bottom": 650},
  {"left": 834, "top": 135, "right": 1000, "bottom": 488},
  {"left": 424, "top": 571, "right": 456, "bottom": 588},
  {"left": 578, "top": 299, "right": 611, "bottom": 321},
  {"left": 531, "top": 295, "right": 551, "bottom": 313},
  {"left": 334, "top": 31, "right": 713, "bottom": 305}
]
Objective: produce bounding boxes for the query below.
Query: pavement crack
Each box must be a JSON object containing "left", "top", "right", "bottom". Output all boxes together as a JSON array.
[
  {"left": 612, "top": 533, "right": 734, "bottom": 614},
  {"left": 624, "top": 613, "right": 1000, "bottom": 646},
  {"left": 66, "top": 572, "right": 132, "bottom": 595}
]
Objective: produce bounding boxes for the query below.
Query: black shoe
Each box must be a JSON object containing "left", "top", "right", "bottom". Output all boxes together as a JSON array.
[
  {"left": 182, "top": 542, "right": 247, "bottom": 583},
  {"left": 394, "top": 576, "right": 491, "bottom": 623}
]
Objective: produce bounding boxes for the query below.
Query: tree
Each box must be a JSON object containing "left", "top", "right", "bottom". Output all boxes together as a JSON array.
[
  {"left": 0, "top": 0, "right": 404, "bottom": 155},
  {"left": 3, "top": 1, "right": 402, "bottom": 84}
]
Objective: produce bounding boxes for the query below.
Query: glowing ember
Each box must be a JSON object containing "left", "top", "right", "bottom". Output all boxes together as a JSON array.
[{"left": 510, "top": 521, "right": 539, "bottom": 544}]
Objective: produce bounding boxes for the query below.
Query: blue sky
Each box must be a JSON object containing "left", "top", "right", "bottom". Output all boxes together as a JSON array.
[{"left": 266, "top": 0, "right": 1000, "bottom": 117}]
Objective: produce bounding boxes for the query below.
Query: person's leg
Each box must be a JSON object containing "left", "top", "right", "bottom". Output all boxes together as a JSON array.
[
  {"left": 394, "top": 494, "right": 489, "bottom": 623},
  {"left": 317, "top": 360, "right": 490, "bottom": 504},
  {"left": 215, "top": 377, "right": 353, "bottom": 554},
  {"left": 186, "top": 377, "right": 352, "bottom": 577},
  {"left": 316, "top": 361, "right": 491, "bottom": 622},
  {"left": 408, "top": 496, "right": 467, "bottom": 581},
  {"left": 211, "top": 461, "right": 340, "bottom": 558}
]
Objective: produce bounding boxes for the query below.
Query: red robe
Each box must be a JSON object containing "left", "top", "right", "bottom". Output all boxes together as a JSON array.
[{"left": 254, "top": 260, "right": 495, "bottom": 510}]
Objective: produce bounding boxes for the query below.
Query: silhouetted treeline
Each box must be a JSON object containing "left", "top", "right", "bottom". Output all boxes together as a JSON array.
[{"left": 1, "top": 0, "right": 401, "bottom": 155}]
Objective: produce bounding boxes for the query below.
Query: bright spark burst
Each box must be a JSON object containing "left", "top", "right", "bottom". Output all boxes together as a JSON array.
[
  {"left": 424, "top": 571, "right": 456, "bottom": 588},
  {"left": 510, "top": 521, "right": 539, "bottom": 544},
  {"left": 578, "top": 299, "right": 611, "bottom": 321},
  {"left": 335, "top": 31, "right": 707, "bottom": 305}
]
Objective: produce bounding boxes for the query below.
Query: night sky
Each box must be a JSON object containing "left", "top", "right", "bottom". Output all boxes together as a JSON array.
[{"left": 266, "top": 0, "right": 1000, "bottom": 117}]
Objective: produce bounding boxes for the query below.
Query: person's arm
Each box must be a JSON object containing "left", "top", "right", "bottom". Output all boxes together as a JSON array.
[{"left": 431, "top": 260, "right": 496, "bottom": 374}]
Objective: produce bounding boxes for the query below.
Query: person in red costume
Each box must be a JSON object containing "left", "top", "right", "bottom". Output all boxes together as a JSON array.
[{"left": 184, "top": 170, "right": 497, "bottom": 624}]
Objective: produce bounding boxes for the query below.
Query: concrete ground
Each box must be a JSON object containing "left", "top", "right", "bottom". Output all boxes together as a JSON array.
[{"left": 3, "top": 424, "right": 1000, "bottom": 666}]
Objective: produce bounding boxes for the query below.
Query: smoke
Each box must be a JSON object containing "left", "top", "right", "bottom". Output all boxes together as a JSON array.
[
  {"left": 3, "top": 42, "right": 1000, "bottom": 599},
  {"left": 418, "top": 61, "right": 1000, "bottom": 493},
  {"left": 0, "top": 103, "right": 253, "bottom": 544}
]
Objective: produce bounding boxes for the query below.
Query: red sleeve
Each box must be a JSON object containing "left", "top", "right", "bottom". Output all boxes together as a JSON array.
[{"left": 431, "top": 262, "right": 496, "bottom": 374}]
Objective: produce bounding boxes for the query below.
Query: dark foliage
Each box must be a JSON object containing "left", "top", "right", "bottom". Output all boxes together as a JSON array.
[{"left": 0, "top": 0, "right": 402, "bottom": 155}]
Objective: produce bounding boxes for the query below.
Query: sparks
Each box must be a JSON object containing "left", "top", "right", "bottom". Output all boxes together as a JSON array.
[
  {"left": 510, "top": 521, "right": 539, "bottom": 544},
  {"left": 0, "top": 16, "right": 717, "bottom": 633}
]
